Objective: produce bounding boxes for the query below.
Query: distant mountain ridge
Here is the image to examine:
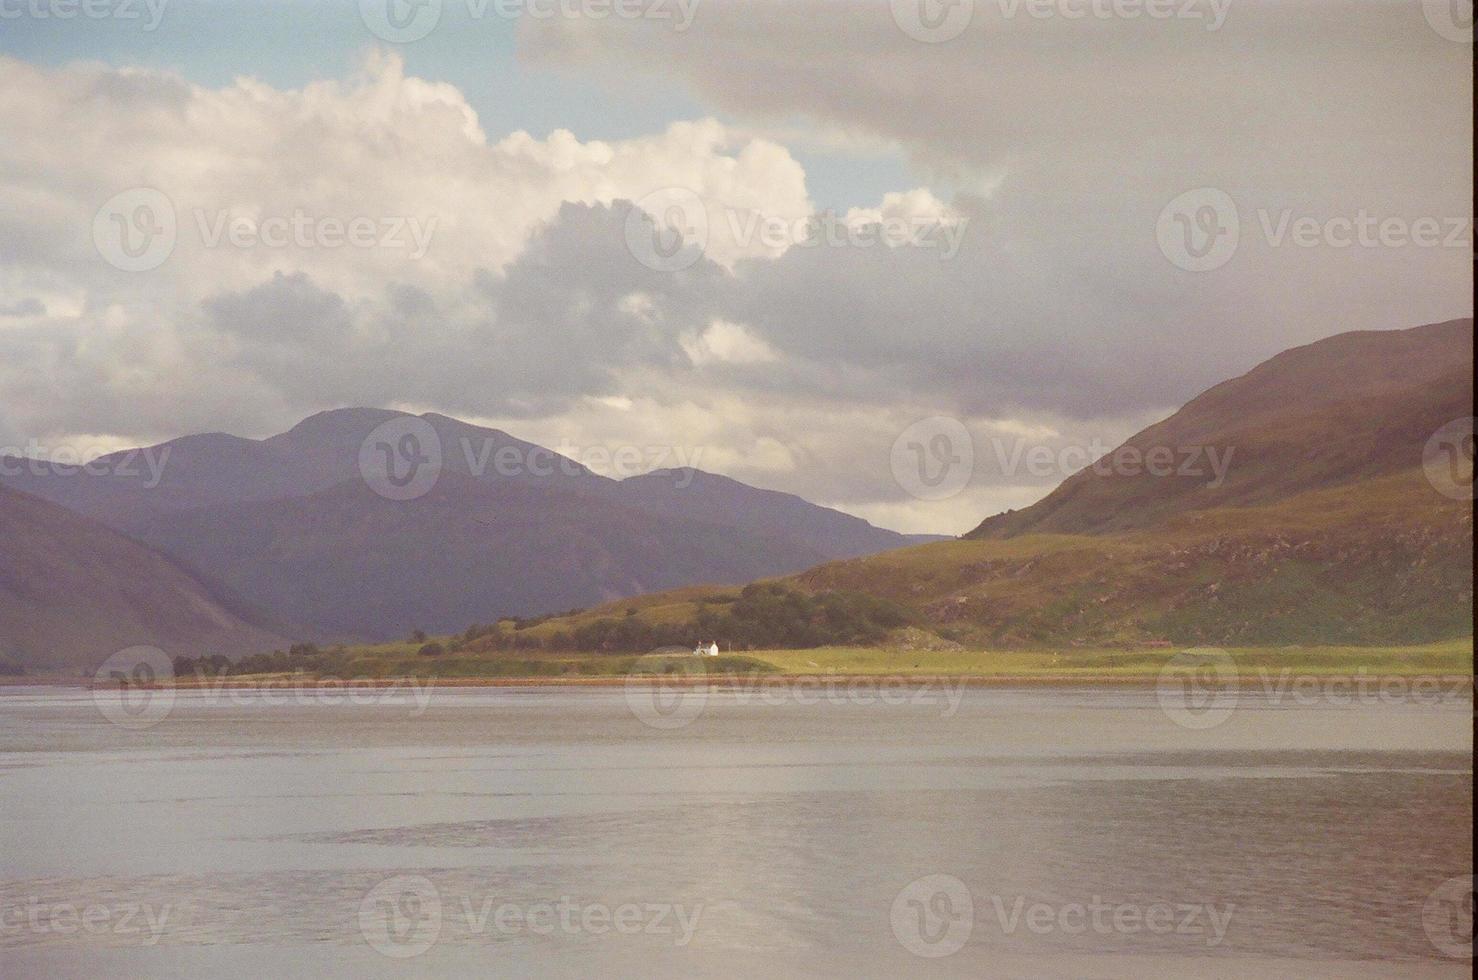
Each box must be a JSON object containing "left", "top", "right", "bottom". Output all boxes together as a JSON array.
[
  {"left": 1, "top": 409, "right": 936, "bottom": 644},
  {"left": 0, "top": 483, "right": 284, "bottom": 672}
]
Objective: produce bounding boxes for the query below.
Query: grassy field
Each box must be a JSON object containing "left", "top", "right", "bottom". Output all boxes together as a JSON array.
[
  {"left": 747, "top": 639, "right": 1474, "bottom": 679},
  {"left": 216, "top": 637, "right": 1473, "bottom": 684}
]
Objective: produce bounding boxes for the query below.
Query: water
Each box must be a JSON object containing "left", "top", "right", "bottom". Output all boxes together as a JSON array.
[{"left": 0, "top": 684, "right": 1471, "bottom": 978}]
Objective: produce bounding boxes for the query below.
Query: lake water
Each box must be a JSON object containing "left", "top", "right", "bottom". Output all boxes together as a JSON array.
[{"left": 0, "top": 683, "right": 1471, "bottom": 978}]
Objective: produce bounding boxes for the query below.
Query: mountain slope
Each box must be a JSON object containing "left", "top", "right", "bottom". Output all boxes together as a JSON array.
[
  {"left": 1, "top": 408, "right": 927, "bottom": 641},
  {"left": 514, "top": 321, "right": 1474, "bottom": 649},
  {"left": 795, "top": 469, "right": 1471, "bottom": 646},
  {"left": 972, "top": 319, "right": 1473, "bottom": 538},
  {"left": 611, "top": 468, "right": 944, "bottom": 560},
  {"left": 0, "top": 484, "right": 284, "bottom": 672},
  {"left": 121, "top": 472, "right": 849, "bottom": 640}
]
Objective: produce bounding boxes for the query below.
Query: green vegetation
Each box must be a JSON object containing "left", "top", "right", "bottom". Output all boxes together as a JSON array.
[
  {"left": 195, "top": 638, "right": 1471, "bottom": 683},
  {"left": 429, "top": 583, "right": 919, "bottom": 655},
  {"left": 172, "top": 643, "right": 353, "bottom": 679}
]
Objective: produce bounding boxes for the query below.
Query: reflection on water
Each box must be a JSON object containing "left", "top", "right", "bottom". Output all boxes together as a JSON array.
[{"left": 0, "top": 686, "right": 1470, "bottom": 978}]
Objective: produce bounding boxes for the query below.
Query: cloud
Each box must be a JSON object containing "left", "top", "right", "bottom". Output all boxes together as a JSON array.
[
  {"left": 0, "top": 297, "right": 43, "bottom": 317},
  {"left": 0, "top": 12, "right": 1470, "bottom": 533},
  {"left": 680, "top": 319, "right": 779, "bottom": 366}
]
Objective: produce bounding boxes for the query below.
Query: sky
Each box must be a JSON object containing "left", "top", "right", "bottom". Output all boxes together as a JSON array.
[{"left": 0, "top": 0, "right": 1472, "bottom": 533}]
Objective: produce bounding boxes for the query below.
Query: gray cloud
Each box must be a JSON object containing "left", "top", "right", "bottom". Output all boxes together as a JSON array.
[{"left": 0, "top": 10, "right": 1470, "bottom": 531}]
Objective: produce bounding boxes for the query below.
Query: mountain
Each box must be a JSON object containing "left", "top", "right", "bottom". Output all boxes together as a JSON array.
[
  {"left": 610, "top": 468, "right": 943, "bottom": 559},
  {"left": 0, "top": 484, "right": 284, "bottom": 673},
  {"left": 1, "top": 409, "right": 928, "bottom": 641},
  {"left": 972, "top": 319, "right": 1473, "bottom": 538},
  {"left": 518, "top": 321, "right": 1474, "bottom": 649},
  {"left": 125, "top": 473, "right": 839, "bottom": 640}
]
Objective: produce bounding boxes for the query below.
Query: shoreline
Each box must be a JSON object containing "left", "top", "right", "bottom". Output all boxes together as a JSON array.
[{"left": 11, "top": 671, "right": 1474, "bottom": 692}]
